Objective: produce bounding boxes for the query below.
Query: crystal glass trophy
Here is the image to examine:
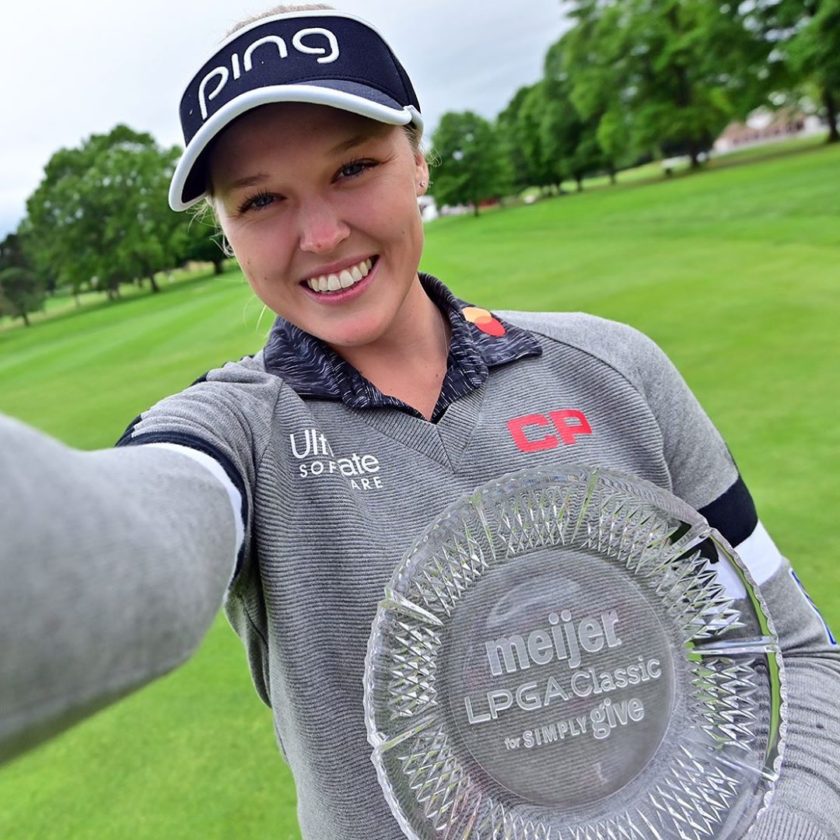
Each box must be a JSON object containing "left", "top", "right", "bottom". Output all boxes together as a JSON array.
[{"left": 364, "top": 466, "right": 785, "bottom": 839}]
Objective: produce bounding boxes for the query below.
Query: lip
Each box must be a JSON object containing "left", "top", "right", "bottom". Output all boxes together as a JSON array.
[{"left": 300, "top": 256, "right": 379, "bottom": 304}]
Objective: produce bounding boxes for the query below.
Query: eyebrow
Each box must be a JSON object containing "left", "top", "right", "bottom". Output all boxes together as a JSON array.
[
  {"left": 328, "top": 132, "right": 379, "bottom": 155},
  {"left": 227, "top": 172, "right": 271, "bottom": 190}
]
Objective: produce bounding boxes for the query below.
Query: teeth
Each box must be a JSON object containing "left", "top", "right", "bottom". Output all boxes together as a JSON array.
[{"left": 306, "top": 258, "right": 374, "bottom": 293}]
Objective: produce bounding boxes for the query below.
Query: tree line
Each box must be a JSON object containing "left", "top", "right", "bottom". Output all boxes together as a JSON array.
[
  {"left": 429, "top": 0, "right": 840, "bottom": 213},
  {"left": 1, "top": 126, "right": 227, "bottom": 327},
  {"left": 2, "top": 0, "right": 837, "bottom": 324}
]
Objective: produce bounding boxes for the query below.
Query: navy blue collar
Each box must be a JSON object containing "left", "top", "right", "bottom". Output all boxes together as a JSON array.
[{"left": 262, "top": 274, "right": 542, "bottom": 421}]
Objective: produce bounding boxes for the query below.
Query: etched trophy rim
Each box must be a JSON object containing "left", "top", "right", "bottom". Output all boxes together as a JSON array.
[{"left": 364, "top": 465, "right": 787, "bottom": 840}]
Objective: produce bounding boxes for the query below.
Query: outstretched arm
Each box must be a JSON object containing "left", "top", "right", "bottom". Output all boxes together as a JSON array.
[{"left": 0, "top": 413, "right": 238, "bottom": 764}]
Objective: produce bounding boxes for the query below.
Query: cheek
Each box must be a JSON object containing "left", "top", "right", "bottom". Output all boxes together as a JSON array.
[
  {"left": 225, "top": 242, "right": 277, "bottom": 305},
  {"left": 227, "top": 222, "right": 292, "bottom": 276},
  {"left": 374, "top": 193, "right": 424, "bottom": 243}
]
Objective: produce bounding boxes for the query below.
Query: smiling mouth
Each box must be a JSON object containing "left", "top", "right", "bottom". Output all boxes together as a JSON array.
[{"left": 304, "top": 257, "right": 376, "bottom": 294}]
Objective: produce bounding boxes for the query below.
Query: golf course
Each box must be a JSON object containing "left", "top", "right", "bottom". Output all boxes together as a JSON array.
[{"left": 1, "top": 139, "right": 838, "bottom": 838}]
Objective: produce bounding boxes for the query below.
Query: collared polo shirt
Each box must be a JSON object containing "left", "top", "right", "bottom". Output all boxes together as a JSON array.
[{"left": 261, "top": 273, "right": 542, "bottom": 421}]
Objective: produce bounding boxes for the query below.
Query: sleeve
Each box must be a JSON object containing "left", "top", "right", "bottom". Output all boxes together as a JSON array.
[
  {"left": 629, "top": 327, "right": 840, "bottom": 838},
  {"left": 750, "top": 564, "right": 840, "bottom": 839},
  {"left": 0, "top": 413, "right": 238, "bottom": 765},
  {"left": 115, "top": 360, "right": 282, "bottom": 584}
]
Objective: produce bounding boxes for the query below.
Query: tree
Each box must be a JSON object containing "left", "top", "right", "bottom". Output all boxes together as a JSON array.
[
  {"left": 429, "top": 112, "right": 511, "bottom": 215},
  {"left": 497, "top": 86, "right": 543, "bottom": 192},
  {"left": 498, "top": 83, "right": 564, "bottom": 194},
  {"left": 520, "top": 82, "right": 566, "bottom": 191},
  {"left": 561, "top": 6, "right": 636, "bottom": 180},
  {"left": 0, "top": 233, "right": 26, "bottom": 272},
  {"left": 800, "top": 0, "right": 840, "bottom": 141},
  {"left": 25, "top": 126, "right": 184, "bottom": 301},
  {"left": 0, "top": 266, "right": 45, "bottom": 327},
  {"left": 745, "top": 0, "right": 840, "bottom": 142},
  {"left": 561, "top": 0, "right": 775, "bottom": 167},
  {"left": 542, "top": 37, "right": 606, "bottom": 190},
  {"left": 176, "top": 212, "right": 229, "bottom": 276}
]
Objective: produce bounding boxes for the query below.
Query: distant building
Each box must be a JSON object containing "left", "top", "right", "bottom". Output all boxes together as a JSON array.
[{"left": 714, "top": 107, "right": 824, "bottom": 154}]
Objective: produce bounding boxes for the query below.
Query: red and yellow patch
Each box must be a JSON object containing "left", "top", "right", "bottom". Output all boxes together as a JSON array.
[{"left": 462, "top": 306, "right": 506, "bottom": 337}]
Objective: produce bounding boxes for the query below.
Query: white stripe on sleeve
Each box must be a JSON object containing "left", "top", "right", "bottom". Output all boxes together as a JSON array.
[
  {"left": 734, "top": 520, "right": 783, "bottom": 584},
  {"left": 712, "top": 520, "right": 784, "bottom": 599}
]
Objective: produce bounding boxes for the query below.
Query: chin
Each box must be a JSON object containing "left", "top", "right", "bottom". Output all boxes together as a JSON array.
[
  {"left": 323, "top": 328, "right": 382, "bottom": 351},
  {"left": 319, "top": 312, "right": 394, "bottom": 350}
]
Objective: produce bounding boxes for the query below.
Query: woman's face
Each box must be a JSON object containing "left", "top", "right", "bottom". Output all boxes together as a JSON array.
[{"left": 210, "top": 103, "right": 429, "bottom": 351}]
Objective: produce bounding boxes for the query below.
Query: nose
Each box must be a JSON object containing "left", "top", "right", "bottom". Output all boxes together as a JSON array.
[{"left": 297, "top": 196, "right": 350, "bottom": 254}]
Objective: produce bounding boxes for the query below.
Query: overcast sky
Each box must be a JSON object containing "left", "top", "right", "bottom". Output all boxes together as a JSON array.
[{"left": 1, "top": 1, "right": 568, "bottom": 238}]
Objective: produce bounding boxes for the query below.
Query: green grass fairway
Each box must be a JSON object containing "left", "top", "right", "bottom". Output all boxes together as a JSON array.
[{"left": 1, "top": 142, "right": 838, "bottom": 838}]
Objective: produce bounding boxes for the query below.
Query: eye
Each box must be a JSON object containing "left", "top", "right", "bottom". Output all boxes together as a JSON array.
[
  {"left": 239, "top": 191, "right": 278, "bottom": 213},
  {"left": 336, "top": 159, "right": 377, "bottom": 181}
]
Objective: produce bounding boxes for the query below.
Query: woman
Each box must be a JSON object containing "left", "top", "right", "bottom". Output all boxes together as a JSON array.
[{"left": 1, "top": 6, "right": 838, "bottom": 838}]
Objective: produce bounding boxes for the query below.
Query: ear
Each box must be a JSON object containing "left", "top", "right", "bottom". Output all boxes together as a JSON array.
[{"left": 414, "top": 152, "right": 429, "bottom": 196}]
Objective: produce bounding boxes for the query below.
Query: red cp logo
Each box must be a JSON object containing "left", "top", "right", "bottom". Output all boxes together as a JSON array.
[{"left": 507, "top": 410, "right": 592, "bottom": 452}]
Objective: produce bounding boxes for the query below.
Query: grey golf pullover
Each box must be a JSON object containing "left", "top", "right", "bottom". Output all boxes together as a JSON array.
[{"left": 2, "top": 296, "right": 838, "bottom": 838}]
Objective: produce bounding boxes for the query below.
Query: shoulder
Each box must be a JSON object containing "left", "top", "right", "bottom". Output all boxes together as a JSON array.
[
  {"left": 196, "top": 351, "right": 276, "bottom": 387},
  {"left": 118, "top": 351, "right": 284, "bottom": 450},
  {"left": 499, "top": 309, "right": 645, "bottom": 346},
  {"left": 498, "top": 309, "right": 673, "bottom": 392},
  {"left": 177, "top": 351, "right": 284, "bottom": 402},
  {"left": 164, "top": 351, "right": 284, "bottom": 418}
]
